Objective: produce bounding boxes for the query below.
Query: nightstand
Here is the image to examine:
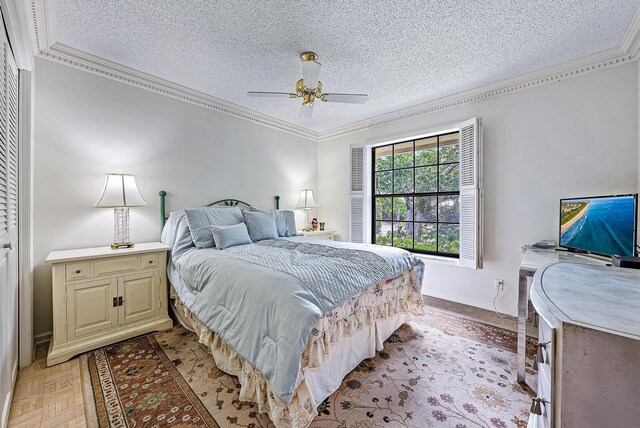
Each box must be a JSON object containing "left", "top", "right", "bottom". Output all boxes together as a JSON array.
[
  {"left": 297, "top": 230, "right": 336, "bottom": 240},
  {"left": 45, "top": 242, "right": 173, "bottom": 366}
]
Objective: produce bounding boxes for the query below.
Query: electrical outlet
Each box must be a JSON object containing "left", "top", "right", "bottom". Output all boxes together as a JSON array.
[{"left": 495, "top": 279, "right": 504, "bottom": 292}]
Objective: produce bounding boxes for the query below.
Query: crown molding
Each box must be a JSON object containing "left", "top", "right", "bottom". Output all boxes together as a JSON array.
[
  {"left": 621, "top": 7, "right": 640, "bottom": 59},
  {"left": 38, "top": 43, "right": 320, "bottom": 141},
  {"left": 30, "top": 0, "right": 640, "bottom": 143},
  {"left": 318, "top": 48, "right": 634, "bottom": 141},
  {"left": 0, "top": 0, "right": 37, "bottom": 70},
  {"left": 319, "top": 9, "right": 640, "bottom": 141}
]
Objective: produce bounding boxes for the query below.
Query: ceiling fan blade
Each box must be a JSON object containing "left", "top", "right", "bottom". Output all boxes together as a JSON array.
[
  {"left": 302, "top": 60, "right": 322, "bottom": 89},
  {"left": 322, "top": 93, "right": 369, "bottom": 104},
  {"left": 300, "top": 103, "right": 314, "bottom": 120},
  {"left": 247, "top": 91, "right": 297, "bottom": 98}
]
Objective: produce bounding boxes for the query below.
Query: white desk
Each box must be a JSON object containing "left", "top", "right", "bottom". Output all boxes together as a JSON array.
[{"left": 517, "top": 248, "right": 609, "bottom": 390}]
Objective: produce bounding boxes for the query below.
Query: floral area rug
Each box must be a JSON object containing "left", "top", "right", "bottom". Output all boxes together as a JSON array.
[{"left": 85, "top": 309, "right": 534, "bottom": 427}]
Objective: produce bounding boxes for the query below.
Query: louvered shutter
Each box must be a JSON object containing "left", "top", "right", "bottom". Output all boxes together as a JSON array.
[
  {"left": 6, "top": 50, "right": 17, "bottom": 231},
  {"left": 458, "top": 117, "right": 482, "bottom": 269},
  {"left": 0, "top": 38, "right": 7, "bottom": 237},
  {"left": 349, "top": 145, "right": 365, "bottom": 242}
]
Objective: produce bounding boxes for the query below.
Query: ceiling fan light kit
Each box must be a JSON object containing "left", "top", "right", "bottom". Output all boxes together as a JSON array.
[{"left": 247, "top": 51, "right": 369, "bottom": 119}]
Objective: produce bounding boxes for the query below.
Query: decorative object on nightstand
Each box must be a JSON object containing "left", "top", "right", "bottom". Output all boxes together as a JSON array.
[
  {"left": 45, "top": 242, "right": 172, "bottom": 366},
  {"left": 311, "top": 217, "right": 318, "bottom": 231},
  {"left": 319, "top": 222, "right": 325, "bottom": 231},
  {"left": 296, "top": 188, "right": 318, "bottom": 231},
  {"left": 297, "top": 229, "right": 336, "bottom": 240},
  {"left": 96, "top": 173, "right": 146, "bottom": 249}
]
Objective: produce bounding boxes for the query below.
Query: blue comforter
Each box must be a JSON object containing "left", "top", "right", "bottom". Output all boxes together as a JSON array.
[{"left": 173, "top": 237, "right": 423, "bottom": 404}]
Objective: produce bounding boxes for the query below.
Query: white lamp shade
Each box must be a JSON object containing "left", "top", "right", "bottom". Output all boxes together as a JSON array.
[
  {"left": 296, "top": 189, "right": 318, "bottom": 209},
  {"left": 96, "top": 173, "right": 146, "bottom": 208}
]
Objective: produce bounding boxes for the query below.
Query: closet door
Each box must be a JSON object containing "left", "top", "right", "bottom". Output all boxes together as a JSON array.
[{"left": 0, "top": 13, "right": 19, "bottom": 426}]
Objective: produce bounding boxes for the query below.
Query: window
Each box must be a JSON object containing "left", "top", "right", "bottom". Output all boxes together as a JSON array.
[
  {"left": 371, "top": 131, "right": 461, "bottom": 257},
  {"left": 350, "top": 117, "right": 481, "bottom": 268}
]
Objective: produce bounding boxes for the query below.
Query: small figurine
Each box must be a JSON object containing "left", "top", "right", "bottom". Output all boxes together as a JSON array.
[{"left": 311, "top": 218, "right": 318, "bottom": 231}]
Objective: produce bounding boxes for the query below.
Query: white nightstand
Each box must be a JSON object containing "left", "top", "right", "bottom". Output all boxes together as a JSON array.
[
  {"left": 297, "top": 230, "right": 336, "bottom": 240},
  {"left": 45, "top": 242, "right": 173, "bottom": 366}
]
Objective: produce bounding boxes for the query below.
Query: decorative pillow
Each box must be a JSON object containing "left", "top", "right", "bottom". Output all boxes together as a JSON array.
[
  {"left": 242, "top": 210, "right": 279, "bottom": 242},
  {"left": 211, "top": 223, "right": 252, "bottom": 249},
  {"left": 184, "top": 206, "right": 244, "bottom": 248},
  {"left": 250, "top": 207, "right": 297, "bottom": 237}
]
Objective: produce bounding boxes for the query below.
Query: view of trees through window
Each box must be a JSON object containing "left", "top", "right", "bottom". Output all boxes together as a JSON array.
[{"left": 372, "top": 131, "right": 460, "bottom": 256}]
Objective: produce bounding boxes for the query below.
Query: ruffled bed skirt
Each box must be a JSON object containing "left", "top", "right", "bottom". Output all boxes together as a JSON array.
[{"left": 172, "top": 268, "right": 425, "bottom": 428}]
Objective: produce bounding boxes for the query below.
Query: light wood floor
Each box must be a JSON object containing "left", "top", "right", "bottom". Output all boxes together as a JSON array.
[
  {"left": 7, "top": 297, "right": 517, "bottom": 427},
  {"left": 7, "top": 346, "right": 87, "bottom": 428}
]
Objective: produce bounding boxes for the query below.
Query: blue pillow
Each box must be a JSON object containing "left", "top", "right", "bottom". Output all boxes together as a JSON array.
[
  {"left": 211, "top": 223, "right": 252, "bottom": 249},
  {"left": 184, "top": 206, "right": 244, "bottom": 248},
  {"left": 250, "top": 207, "right": 297, "bottom": 237},
  {"left": 242, "top": 210, "right": 278, "bottom": 242}
]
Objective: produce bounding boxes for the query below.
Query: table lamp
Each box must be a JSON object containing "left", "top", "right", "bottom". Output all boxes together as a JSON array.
[
  {"left": 96, "top": 173, "right": 146, "bottom": 249},
  {"left": 296, "top": 188, "right": 318, "bottom": 231}
]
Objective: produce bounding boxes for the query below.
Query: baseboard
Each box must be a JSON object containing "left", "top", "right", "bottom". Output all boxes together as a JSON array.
[
  {"left": 34, "top": 331, "right": 52, "bottom": 347},
  {"left": 422, "top": 288, "right": 516, "bottom": 317}
]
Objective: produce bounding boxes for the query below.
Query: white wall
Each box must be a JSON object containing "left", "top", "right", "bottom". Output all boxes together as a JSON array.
[
  {"left": 318, "top": 62, "right": 639, "bottom": 315},
  {"left": 33, "top": 57, "right": 317, "bottom": 337}
]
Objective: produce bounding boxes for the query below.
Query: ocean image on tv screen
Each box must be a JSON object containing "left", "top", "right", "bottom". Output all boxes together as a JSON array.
[{"left": 560, "top": 195, "right": 636, "bottom": 256}]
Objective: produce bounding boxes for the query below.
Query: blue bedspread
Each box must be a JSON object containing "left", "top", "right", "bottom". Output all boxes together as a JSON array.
[{"left": 173, "top": 237, "right": 423, "bottom": 404}]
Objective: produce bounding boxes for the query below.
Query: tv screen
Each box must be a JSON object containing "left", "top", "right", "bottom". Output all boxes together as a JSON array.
[{"left": 559, "top": 194, "right": 637, "bottom": 257}]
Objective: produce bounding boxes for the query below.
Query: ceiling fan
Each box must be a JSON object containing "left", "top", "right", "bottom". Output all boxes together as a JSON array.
[{"left": 247, "top": 52, "right": 369, "bottom": 119}]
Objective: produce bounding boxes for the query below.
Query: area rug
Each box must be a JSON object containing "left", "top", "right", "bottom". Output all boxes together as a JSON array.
[{"left": 85, "top": 310, "right": 534, "bottom": 427}]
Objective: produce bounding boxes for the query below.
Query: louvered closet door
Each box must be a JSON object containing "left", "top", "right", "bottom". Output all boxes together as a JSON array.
[{"left": 0, "top": 15, "right": 19, "bottom": 427}]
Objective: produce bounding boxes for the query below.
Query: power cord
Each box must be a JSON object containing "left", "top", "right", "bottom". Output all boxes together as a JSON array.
[{"left": 492, "top": 286, "right": 509, "bottom": 319}]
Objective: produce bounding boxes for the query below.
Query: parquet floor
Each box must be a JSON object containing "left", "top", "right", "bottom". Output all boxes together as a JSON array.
[
  {"left": 7, "top": 346, "right": 86, "bottom": 428},
  {"left": 7, "top": 296, "right": 517, "bottom": 427}
]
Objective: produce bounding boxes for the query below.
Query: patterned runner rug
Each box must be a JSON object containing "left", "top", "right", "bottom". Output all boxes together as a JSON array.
[{"left": 84, "top": 309, "right": 535, "bottom": 427}]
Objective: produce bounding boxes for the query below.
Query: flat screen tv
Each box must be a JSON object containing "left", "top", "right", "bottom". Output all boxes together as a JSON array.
[{"left": 559, "top": 194, "right": 638, "bottom": 257}]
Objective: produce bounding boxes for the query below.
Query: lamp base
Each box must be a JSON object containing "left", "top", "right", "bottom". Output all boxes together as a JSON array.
[{"left": 111, "top": 242, "right": 135, "bottom": 250}]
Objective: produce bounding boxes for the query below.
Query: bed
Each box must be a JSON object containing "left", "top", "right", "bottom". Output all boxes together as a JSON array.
[{"left": 159, "top": 193, "right": 425, "bottom": 427}]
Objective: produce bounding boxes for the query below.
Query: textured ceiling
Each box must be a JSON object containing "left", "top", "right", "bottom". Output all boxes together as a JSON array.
[{"left": 54, "top": 0, "right": 639, "bottom": 133}]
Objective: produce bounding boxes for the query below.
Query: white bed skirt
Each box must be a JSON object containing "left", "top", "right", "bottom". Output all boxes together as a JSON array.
[{"left": 170, "top": 268, "right": 424, "bottom": 428}]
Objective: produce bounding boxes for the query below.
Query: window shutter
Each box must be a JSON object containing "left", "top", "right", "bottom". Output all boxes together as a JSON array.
[
  {"left": 349, "top": 145, "right": 365, "bottom": 243},
  {"left": 458, "top": 117, "right": 482, "bottom": 269}
]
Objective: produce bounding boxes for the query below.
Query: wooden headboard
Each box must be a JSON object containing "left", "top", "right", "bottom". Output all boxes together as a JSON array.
[{"left": 159, "top": 191, "right": 280, "bottom": 232}]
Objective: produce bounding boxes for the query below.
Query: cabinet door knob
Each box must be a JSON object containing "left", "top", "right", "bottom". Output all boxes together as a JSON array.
[
  {"left": 148, "top": 260, "right": 153, "bottom": 264},
  {"left": 75, "top": 269, "right": 81, "bottom": 274}
]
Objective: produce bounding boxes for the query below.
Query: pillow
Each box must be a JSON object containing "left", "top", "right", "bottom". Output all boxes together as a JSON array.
[
  {"left": 184, "top": 206, "right": 244, "bottom": 248},
  {"left": 211, "top": 223, "right": 252, "bottom": 249},
  {"left": 250, "top": 207, "right": 297, "bottom": 237},
  {"left": 242, "top": 210, "right": 279, "bottom": 242}
]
